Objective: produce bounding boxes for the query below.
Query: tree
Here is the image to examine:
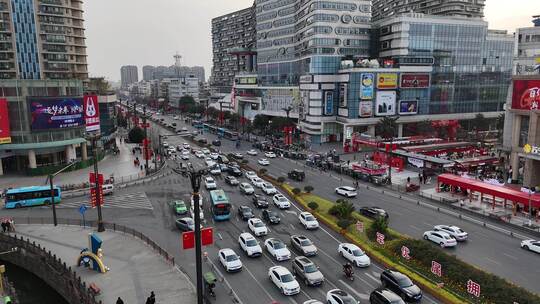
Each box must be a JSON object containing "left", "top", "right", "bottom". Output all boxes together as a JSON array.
[
  {"left": 128, "top": 126, "right": 145, "bottom": 144},
  {"left": 308, "top": 201, "right": 319, "bottom": 211},
  {"left": 253, "top": 114, "right": 270, "bottom": 132},
  {"left": 329, "top": 199, "right": 355, "bottom": 220},
  {"left": 259, "top": 168, "right": 267, "bottom": 176},
  {"left": 376, "top": 117, "right": 399, "bottom": 139},
  {"left": 471, "top": 113, "right": 490, "bottom": 131},
  {"left": 367, "top": 217, "right": 389, "bottom": 241},
  {"left": 337, "top": 219, "right": 354, "bottom": 231},
  {"left": 292, "top": 188, "right": 302, "bottom": 195},
  {"left": 277, "top": 176, "right": 286, "bottom": 184},
  {"left": 304, "top": 185, "right": 314, "bottom": 193},
  {"left": 87, "top": 77, "right": 111, "bottom": 95}
]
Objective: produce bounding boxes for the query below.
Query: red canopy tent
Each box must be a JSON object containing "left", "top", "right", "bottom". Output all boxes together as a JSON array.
[{"left": 437, "top": 174, "right": 540, "bottom": 212}]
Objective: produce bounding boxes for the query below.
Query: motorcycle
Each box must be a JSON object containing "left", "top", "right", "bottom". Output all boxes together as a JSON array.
[{"left": 343, "top": 266, "right": 354, "bottom": 281}]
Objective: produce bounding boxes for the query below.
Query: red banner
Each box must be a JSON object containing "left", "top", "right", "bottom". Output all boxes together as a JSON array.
[
  {"left": 0, "top": 98, "right": 11, "bottom": 144},
  {"left": 512, "top": 79, "right": 540, "bottom": 110},
  {"left": 400, "top": 74, "right": 430, "bottom": 89},
  {"left": 84, "top": 95, "right": 100, "bottom": 132},
  {"left": 201, "top": 227, "right": 214, "bottom": 246},
  {"left": 90, "top": 186, "right": 104, "bottom": 208},
  {"left": 182, "top": 231, "right": 194, "bottom": 249},
  {"left": 89, "top": 172, "right": 104, "bottom": 185}
]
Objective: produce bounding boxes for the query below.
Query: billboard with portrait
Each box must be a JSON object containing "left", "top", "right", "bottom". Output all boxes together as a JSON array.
[
  {"left": 359, "top": 101, "right": 373, "bottom": 117},
  {"left": 399, "top": 100, "right": 418, "bottom": 115},
  {"left": 400, "top": 74, "right": 430, "bottom": 89},
  {"left": 375, "top": 91, "right": 396, "bottom": 116},
  {"left": 377, "top": 73, "right": 398, "bottom": 89},
  {"left": 29, "top": 97, "right": 84, "bottom": 130},
  {"left": 360, "top": 73, "right": 374, "bottom": 100},
  {"left": 0, "top": 98, "right": 11, "bottom": 144},
  {"left": 512, "top": 79, "right": 540, "bottom": 110}
]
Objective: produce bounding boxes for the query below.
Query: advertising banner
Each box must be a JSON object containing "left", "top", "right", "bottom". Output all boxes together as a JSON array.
[
  {"left": 512, "top": 80, "right": 540, "bottom": 110},
  {"left": 84, "top": 95, "right": 100, "bottom": 133},
  {"left": 0, "top": 98, "right": 11, "bottom": 144},
  {"left": 324, "top": 91, "right": 334, "bottom": 115},
  {"left": 377, "top": 73, "right": 398, "bottom": 89},
  {"left": 400, "top": 74, "right": 430, "bottom": 88},
  {"left": 359, "top": 101, "right": 373, "bottom": 117},
  {"left": 398, "top": 100, "right": 418, "bottom": 115},
  {"left": 375, "top": 91, "right": 396, "bottom": 116},
  {"left": 29, "top": 97, "right": 84, "bottom": 130},
  {"left": 360, "top": 73, "right": 374, "bottom": 100}
]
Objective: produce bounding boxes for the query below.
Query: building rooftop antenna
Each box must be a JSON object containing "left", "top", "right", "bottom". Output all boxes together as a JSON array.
[{"left": 174, "top": 52, "right": 182, "bottom": 67}]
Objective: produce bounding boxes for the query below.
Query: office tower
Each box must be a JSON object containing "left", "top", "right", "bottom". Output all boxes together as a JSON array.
[
  {"left": 121, "top": 65, "right": 139, "bottom": 88},
  {"left": 371, "top": 0, "right": 485, "bottom": 21}
]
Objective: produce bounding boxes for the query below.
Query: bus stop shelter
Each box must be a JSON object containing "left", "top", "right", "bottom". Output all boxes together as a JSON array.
[{"left": 437, "top": 174, "right": 540, "bottom": 213}]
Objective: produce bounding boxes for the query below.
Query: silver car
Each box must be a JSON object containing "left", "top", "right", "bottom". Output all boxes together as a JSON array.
[{"left": 292, "top": 256, "right": 324, "bottom": 286}]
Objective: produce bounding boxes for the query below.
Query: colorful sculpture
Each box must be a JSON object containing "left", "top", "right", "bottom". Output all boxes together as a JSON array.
[{"left": 76, "top": 233, "right": 109, "bottom": 273}]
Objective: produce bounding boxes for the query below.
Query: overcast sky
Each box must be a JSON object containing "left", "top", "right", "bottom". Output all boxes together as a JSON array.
[{"left": 83, "top": 0, "right": 540, "bottom": 82}]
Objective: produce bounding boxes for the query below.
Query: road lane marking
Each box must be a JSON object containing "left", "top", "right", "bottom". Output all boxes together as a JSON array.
[
  {"left": 339, "top": 279, "right": 370, "bottom": 300},
  {"left": 365, "top": 272, "right": 379, "bottom": 283},
  {"left": 242, "top": 263, "right": 275, "bottom": 302},
  {"left": 502, "top": 253, "right": 518, "bottom": 260},
  {"left": 410, "top": 225, "right": 422, "bottom": 231},
  {"left": 289, "top": 223, "right": 296, "bottom": 230},
  {"left": 485, "top": 257, "right": 501, "bottom": 266}
]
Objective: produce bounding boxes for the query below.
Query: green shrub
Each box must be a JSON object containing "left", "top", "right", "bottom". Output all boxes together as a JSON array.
[
  {"left": 128, "top": 126, "right": 145, "bottom": 144},
  {"left": 366, "top": 217, "right": 390, "bottom": 241},
  {"left": 337, "top": 219, "right": 353, "bottom": 231},
  {"left": 259, "top": 168, "right": 267, "bottom": 176},
  {"left": 328, "top": 204, "right": 340, "bottom": 217},
  {"left": 304, "top": 185, "right": 314, "bottom": 193},
  {"left": 328, "top": 200, "right": 355, "bottom": 220},
  {"left": 277, "top": 176, "right": 286, "bottom": 184},
  {"left": 307, "top": 201, "right": 319, "bottom": 211},
  {"left": 292, "top": 188, "right": 302, "bottom": 195}
]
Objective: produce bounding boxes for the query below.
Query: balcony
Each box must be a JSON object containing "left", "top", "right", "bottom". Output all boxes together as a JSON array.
[{"left": 40, "top": 0, "right": 65, "bottom": 5}]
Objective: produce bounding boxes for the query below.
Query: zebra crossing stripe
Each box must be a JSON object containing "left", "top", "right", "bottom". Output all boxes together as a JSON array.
[{"left": 57, "top": 192, "right": 153, "bottom": 210}]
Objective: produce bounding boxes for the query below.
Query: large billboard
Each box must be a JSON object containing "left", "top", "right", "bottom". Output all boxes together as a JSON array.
[
  {"left": 84, "top": 95, "right": 100, "bottom": 133},
  {"left": 0, "top": 98, "right": 11, "bottom": 144},
  {"left": 360, "top": 73, "right": 374, "bottom": 99},
  {"left": 512, "top": 79, "right": 540, "bottom": 110},
  {"left": 377, "top": 73, "right": 398, "bottom": 89},
  {"left": 29, "top": 97, "right": 84, "bottom": 130},
  {"left": 359, "top": 101, "right": 373, "bottom": 117},
  {"left": 399, "top": 100, "right": 418, "bottom": 115},
  {"left": 400, "top": 74, "right": 430, "bottom": 89},
  {"left": 375, "top": 91, "right": 396, "bottom": 116}
]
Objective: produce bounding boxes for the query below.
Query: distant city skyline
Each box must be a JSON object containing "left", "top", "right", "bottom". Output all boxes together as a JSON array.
[{"left": 83, "top": 0, "right": 540, "bottom": 82}]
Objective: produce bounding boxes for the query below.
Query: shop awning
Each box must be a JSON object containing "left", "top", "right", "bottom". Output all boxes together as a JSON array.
[{"left": 438, "top": 174, "right": 540, "bottom": 207}]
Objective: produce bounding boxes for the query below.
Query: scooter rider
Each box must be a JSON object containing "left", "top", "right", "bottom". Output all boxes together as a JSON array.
[{"left": 343, "top": 262, "right": 353, "bottom": 278}]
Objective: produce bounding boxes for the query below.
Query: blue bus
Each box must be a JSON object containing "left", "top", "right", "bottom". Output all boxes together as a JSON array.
[
  {"left": 209, "top": 189, "right": 231, "bottom": 221},
  {"left": 4, "top": 186, "right": 61, "bottom": 209}
]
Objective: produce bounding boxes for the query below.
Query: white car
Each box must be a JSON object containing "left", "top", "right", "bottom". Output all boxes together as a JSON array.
[
  {"left": 204, "top": 177, "right": 217, "bottom": 190},
  {"left": 202, "top": 148, "right": 211, "bottom": 154},
  {"left": 261, "top": 182, "right": 277, "bottom": 195},
  {"left": 521, "top": 239, "right": 540, "bottom": 253},
  {"left": 210, "top": 152, "right": 219, "bottom": 160},
  {"left": 247, "top": 149, "right": 258, "bottom": 156},
  {"left": 183, "top": 143, "right": 190, "bottom": 149},
  {"left": 218, "top": 248, "right": 242, "bottom": 272},
  {"left": 326, "top": 289, "right": 358, "bottom": 304},
  {"left": 335, "top": 186, "right": 357, "bottom": 198},
  {"left": 268, "top": 265, "right": 300, "bottom": 296},
  {"left": 423, "top": 231, "right": 457, "bottom": 248},
  {"left": 273, "top": 194, "right": 291, "bottom": 209},
  {"left": 205, "top": 160, "right": 217, "bottom": 168},
  {"left": 238, "top": 232, "right": 262, "bottom": 257},
  {"left": 209, "top": 166, "right": 221, "bottom": 175},
  {"left": 245, "top": 171, "right": 258, "bottom": 180},
  {"left": 434, "top": 225, "right": 468, "bottom": 241},
  {"left": 264, "top": 238, "right": 291, "bottom": 261},
  {"left": 250, "top": 177, "right": 265, "bottom": 188},
  {"left": 248, "top": 218, "right": 268, "bottom": 236},
  {"left": 195, "top": 151, "right": 205, "bottom": 158},
  {"left": 265, "top": 151, "right": 277, "bottom": 158},
  {"left": 180, "top": 153, "right": 190, "bottom": 160},
  {"left": 338, "top": 243, "right": 371, "bottom": 267},
  {"left": 239, "top": 182, "right": 255, "bottom": 194},
  {"left": 303, "top": 301, "right": 324, "bottom": 304},
  {"left": 299, "top": 212, "right": 319, "bottom": 230},
  {"left": 258, "top": 158, "right": 270, "bottom": 166}
]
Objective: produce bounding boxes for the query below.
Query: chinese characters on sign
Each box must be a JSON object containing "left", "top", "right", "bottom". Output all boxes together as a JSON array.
[
  {"left": 431, "top": 261, "right": 442, "bottom": 277},
  {"left": 401, "top": 246, "right": 411, "bottom": 260},
  {"left": 29, "top": 97, "right": 84, "bottom": 130},
  {"left": 376, "top": 232, "right": 385, "bottom": 245},
  {"left": 467, "top": 280, "right": 481, "bottom": 298},
  {"left": 84, "top": 95, "right": 100, "bottom": 133},
  {"left": 356, "top": 221, "right": 364, "bottom": 233},
  {"left": 511, "top": 80, "right": 540, "bottom": 110}
]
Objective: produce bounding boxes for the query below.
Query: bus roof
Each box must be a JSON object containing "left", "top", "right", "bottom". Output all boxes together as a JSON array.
[
  {"left": 209, "top": 189, "right": 228, "bottom": 204},
  {"left": 6, "top": 185, "right": 59, "bottom": 194}
]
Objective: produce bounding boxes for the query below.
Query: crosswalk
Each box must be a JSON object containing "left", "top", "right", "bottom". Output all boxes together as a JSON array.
[{"left": 57, "top": 192, "right": 154, "bottom": 210}]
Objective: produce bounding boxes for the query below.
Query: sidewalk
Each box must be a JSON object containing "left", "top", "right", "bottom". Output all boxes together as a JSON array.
[
  {"left": 13, "top": 225, "right": 196, "bottom": 304},
  {"left": 0, "top": 137, "right": 150, "bottom": 190}
]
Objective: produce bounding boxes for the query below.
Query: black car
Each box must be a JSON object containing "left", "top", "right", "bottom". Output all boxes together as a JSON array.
[
  {"left": 212, "top": 139, "right": 221, "bottom": 146},
  {"left": 288, "top": 169, "right": 305, "bottom": 182},
  {"left": 225, "top": 176, "right": 239, "bottom": 186},
  {"left": 369, "top": 288, "right": 405, "bottom": 304},
  {"left": 252, "top": 194, "right": 269, "bottom": 209},
  {"left": 197, "top": 138, "right": 208, "bottom": 144},
  {"left": 229, "top": 167, "right": 243, "bottom": 177},
  {"left": 380, "top": 270, "right": 422, "bottom": 302},
  {"left": 237, "top": 206, "right": 254, "bottom": 221},
  {"left": 360, "top": 207, "right": 389, "bottom": 220},
  {"left": 262, "top": 209, "right": 281, "bottom": 224}
]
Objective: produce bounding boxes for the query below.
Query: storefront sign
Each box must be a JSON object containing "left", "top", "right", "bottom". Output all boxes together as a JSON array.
[
  {"left": 360, "top": 73, "right": 374, "bottom": 100},
  {"left": 339, "top": 83, "right": 348, "bottom": 107},
  {"left": 84, "top": 95, "right": 100, "bottom": 133},
  {"left": 0, "top": 98, "right": 11, "bottom": 144},
  {"left": 408, "top": 157, "right": 424, "bottom": 168},
  {"left": 511, "top": 80, "right": 540, "bottom": 110},
  {"left": 300, "top": 75, "right": 313, "bottom": 83},
  {"left": 375, "top": 91, "right": 396, "bottom": 116},
  {"left": 377, "top": 73, "right": 398, "bottom": 89},
  {"left": 324, "top": 91, "right": 334, "bottom": 115},
  {"left": 359, "top": 101, "right": 373, "bottom": 117},
  {"left": 345, "top": 126, "right": 353, "bottom": 140},
  {"left": 524, "top": 144, "right": 540, "bottom": 155},
  {"left": 400, "top": 74, "right": 430, "bottom": 88},
  {"left": 399, "top": 100, "right": 418, "bottom": 115},
  {"left": 28, "top": 97, "right": 84, "bottom": 130},
  {"left": 466, "top": 280, "right": 481, "bottom": 298}
]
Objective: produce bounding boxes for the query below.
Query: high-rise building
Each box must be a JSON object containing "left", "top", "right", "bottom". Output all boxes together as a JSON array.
[
  {"left": 120, "top": 65, "right": 139, "bottom": 88},
  {"left": 0, "top": 0, "right": 88, "bottom": 80},
  {"left": 211, "top": 4, "right": 256, "bottom": 93},
  {"left": 371, "top": 0, "right": 485, "bottom": 21},
  {"left": 514, "top": 15, "right": 540, "bottom": 76},
  {"left": 142, "top": 65, "right": 155, "bottom": 81}
]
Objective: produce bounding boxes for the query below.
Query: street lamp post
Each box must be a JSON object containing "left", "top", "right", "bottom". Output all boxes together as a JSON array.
[
  {"left": 47, "top": 161, "right": 79, "bottom": 226},
  {"left": 90, "top": 135, "right": 105, "bottom": 232},
  {"left": 143, "top": 106, "right": 149, "bottom": 175}
]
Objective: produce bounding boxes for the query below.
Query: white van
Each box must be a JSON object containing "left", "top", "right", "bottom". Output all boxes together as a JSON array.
[{"left": 102, "top": 184, "right": 114, "bottom": 195}]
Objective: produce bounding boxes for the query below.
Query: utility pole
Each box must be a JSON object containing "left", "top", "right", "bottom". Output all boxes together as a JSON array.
[
  {"left": 241, "top": 102, "right": 246, "bottom": 134},
  {"left": 143, "top": 106, "right": 149, "bottom": 175},
  {"left": 187, "top": 165, "right": 206, "bottom": 304},
  {"left": 92, "top": 136, "right": 105, "bottom": 232},
  {"left": 48, "top": 161, "right": 78, "bottom": 226}
]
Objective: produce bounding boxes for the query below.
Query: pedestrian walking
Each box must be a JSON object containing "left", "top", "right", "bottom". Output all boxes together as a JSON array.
[
  {"left": 145, "top": 291, "right": 156, "bottom": 304},
  {"left": 1, "top": 220, "right": 6, "bottom": 233},
  {"left": 422, "top": 171, "right": 427, "bottom": 184},
  {"left": 419, "top": 173, "right": 423, "bottom": 184},
  {"left": 116, "top": 297, "right": 124, "bottom": 304}
]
